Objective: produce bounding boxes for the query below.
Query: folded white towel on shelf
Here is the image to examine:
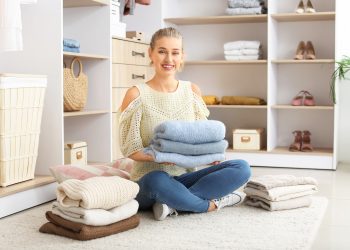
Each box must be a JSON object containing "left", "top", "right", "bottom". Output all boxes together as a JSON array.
[
  {"left": 246, "top": 175, "right": 318, "bottom": 190},
  {"left": 224, "top": 40, "right": 261, "bottom": 50},
  {"left": 245, "top": 195, "right": 312, "bottom": 211},
  {"left": 224, "top": 48, "right": 261, "bottom": 56},
  {"left": 225, "top": 54, "right": 261, "bottom": 60},
  {"left": 228, "top": 0, "right": 262, "bottom": 8},
  {"left": 225, "top": 7, "right": 262, "bottom": 16},
  {"left": 52, "top": 199, "right": 139, "bottom": 226},
  {"left": 244, "top": 184, "right": 317, "bottom": 201}
]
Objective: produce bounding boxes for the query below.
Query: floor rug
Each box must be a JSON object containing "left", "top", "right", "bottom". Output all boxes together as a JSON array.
[{"left": 0, "top": 196, "right": 327, "bottom": 250}]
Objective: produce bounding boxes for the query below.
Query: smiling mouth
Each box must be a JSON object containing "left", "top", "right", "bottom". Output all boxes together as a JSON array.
[{"left": 162, "top": 64, "right": 175, "bottom": 70}]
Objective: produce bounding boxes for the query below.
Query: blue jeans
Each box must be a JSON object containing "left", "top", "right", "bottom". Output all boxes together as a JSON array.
[{"left": 136, "top": 159, "right": 251, "bottom": 213}]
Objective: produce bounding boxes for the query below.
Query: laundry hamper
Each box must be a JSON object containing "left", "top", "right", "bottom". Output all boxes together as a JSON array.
[{"left": 0, "top": 73, "right": 47, "bottom": 187}]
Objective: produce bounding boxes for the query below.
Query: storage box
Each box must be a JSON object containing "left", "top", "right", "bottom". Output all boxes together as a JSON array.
[
  {"left": 233, "top": 128, "right": 264, "bottom": 150},
  {"left": 64, "top": 141, "right": 87, "bottom": 166},
  {"left": 0, "top": 73, "right": 47, "bottom": 187},
  {"left": 126, "top": 31, "right": 145, "bottom": 42}
]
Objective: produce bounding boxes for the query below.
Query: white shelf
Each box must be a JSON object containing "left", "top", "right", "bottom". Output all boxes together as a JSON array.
[
  {"left": 64, "top": 110, "right": 109, "bottom": 117},
  {"left": 63, "top": 0, "right": 109, "bottom": 8},
  {"left": 271, "top": 12, "right": 335, "bottom": 22},
  {"left": 164, "top": 15, "right": 267, "bottom": 25},
  {"left": 63, "top": 51, "right": 109, "bottom": 59}
]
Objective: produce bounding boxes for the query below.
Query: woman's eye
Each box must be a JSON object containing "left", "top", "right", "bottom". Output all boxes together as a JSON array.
[{"left": 159, "top": 50, "right": 166, "bottom": 54}]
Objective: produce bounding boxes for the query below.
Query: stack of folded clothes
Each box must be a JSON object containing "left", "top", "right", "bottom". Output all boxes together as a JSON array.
[
  {"left": 224, "top": 40, "right": 262, "bottom": 60},
  {"left": 244, "top": 175, "right": 318, "bottom": 211},
  {"left": 202, "top": 95, "right": 220, "bottom": 105},
  {"left": 225, "top": 0, "right": 267, "bottom": 15},
  {"left": 63, "top": 38, "right": 80, "bottom": 53},
  {"left": 39, "top": 176, "right": 140, "bottom": 240},
  {"left": 221, "top": 96, "right": 266, "bottom": 105},
  {"left": 145, "top": 120, "right": 228, "bottom": 168}
]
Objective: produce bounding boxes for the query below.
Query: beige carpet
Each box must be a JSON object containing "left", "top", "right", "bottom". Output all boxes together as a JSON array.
[{"left": 0, "top": 197, "right": 327, "bottom": 250}]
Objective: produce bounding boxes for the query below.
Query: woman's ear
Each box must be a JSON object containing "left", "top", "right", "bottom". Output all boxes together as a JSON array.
[{"left": 148, "top": 47, "right": 153, "bottom": 65}]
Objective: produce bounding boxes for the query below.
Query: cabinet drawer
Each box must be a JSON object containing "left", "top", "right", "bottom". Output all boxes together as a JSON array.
[
  {"left": 112, "top": 112, "right": 124, "bottom": 161},
  {"left": 112, "top": 64, "right": 149, "bottom": 87},
  {"left": 112, "top": 87, "right": 128, "bottom": 112},
  {"left": 112, "top": 39, "right": 150, "bottom": 65}
]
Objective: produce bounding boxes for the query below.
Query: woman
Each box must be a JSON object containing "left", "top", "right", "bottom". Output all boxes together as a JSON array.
[{"left": 119, "top": 27, "right": 251, "bottom": 220}]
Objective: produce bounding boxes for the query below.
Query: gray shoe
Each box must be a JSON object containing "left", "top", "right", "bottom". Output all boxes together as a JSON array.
[
  {"left": 152, "top": 203, "right": 178, "bottom": 221},
  {"left": 213, "top": 191, "right": 246, "bottom": 210}
]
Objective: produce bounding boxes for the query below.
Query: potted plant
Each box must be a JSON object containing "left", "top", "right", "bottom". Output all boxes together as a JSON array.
[{"left": 330, "top": 56, "right": 350, "bottom": 104}]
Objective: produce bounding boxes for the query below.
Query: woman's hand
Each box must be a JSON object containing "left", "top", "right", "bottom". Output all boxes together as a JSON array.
[
  {"left": 160, "top": 162, "right": 175, "bottom": 166},
  {"left": 210, "top": 161, "right": 221, "bottom": 166}
]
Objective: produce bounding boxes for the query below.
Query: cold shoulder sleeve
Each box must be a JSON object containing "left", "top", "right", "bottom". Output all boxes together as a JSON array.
[
  {"left": 193, "top": 93, "right": 210, "bottom": 120},
  {"left": 118, "top": 97, "right": 144, "bottom": 157}
]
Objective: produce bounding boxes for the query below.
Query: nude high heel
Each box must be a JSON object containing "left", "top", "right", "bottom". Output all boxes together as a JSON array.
[
  {"left": 294, "top": 41, "right": 306, "bottom": 60},
  {"left": 305, "top": 41, "right": 316, "bottom": 60},
  {"left": 301, "top": 130, "right": 313, "bottom": 152},
  {"left": 289, "top": 130, "right": 302, "bottom": 152},
  {"left": 295, "top": 0, "right": 305, "bottom": 14},
  {"left": 305, "top": 0, "right": 316, "bottom": 13}
]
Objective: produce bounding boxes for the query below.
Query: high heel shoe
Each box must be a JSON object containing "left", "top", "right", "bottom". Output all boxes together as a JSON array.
[
  {"left": 301, "top": 130, "right": 313, "bottom": 152},
  {"left": 303, "top": 91, "right": 315, "bottom": 106},
  {"left": 305, "top": 0, "right": 316, "bottom": 13},
  {"left": 294, "top": 41, "right": 306, "bottom": 60},
  {"left": 305, "top": 41, "right": 316, "bottom": 60},
  {"left": 289, "top": 130, "right": 302, "bottom": 152},
  {"left": 291, "top": 90, "right": 305, "bottom": 106},
  {"left": 295, "top": 0, "right": 305, "bottom": 14}
]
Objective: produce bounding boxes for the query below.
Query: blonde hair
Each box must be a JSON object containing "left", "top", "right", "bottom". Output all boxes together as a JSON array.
[{"left": 149, "top": 27, "right": 184, "bottom": 71}]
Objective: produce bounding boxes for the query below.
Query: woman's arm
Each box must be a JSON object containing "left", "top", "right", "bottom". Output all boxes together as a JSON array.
[{"left": 128, "top": 150, "right": 154, "bottom": 162}]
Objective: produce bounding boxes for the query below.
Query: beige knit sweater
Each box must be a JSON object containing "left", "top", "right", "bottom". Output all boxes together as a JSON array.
[
  {"left": 118, "top": 81, "right": 209, "bottom": 181},
  {"left": 56, "top": 176, "right": 139, "bottom": 210}
]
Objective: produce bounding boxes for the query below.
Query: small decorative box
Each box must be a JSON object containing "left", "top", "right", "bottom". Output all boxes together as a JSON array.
[
  {"left": 64, "top": 141, "right": 87, "bottom": 166},
  {"left": 233, "top": 128, "right": 264, "bottom": 150}
]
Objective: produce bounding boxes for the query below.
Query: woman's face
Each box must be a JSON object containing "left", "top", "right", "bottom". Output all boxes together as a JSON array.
[{"left": 149, "top": 36, "right": 184, "bottom": 76}]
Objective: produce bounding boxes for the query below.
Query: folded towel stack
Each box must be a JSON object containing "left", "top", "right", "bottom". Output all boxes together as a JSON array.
[
  {"left": 243, "top": 175, "right": 318, "bottom": 211},
  {"left": 225, "top": 0, "right": 267, "bottom": 16},
  {"left": 224, "top": 40, "right": 262, "bottom": 60},
  {"left": 202, "top": 95, "right": 220, "bottom": 105},
  {"left": 63, "top": 38, "right": 80, "bottom": 53},
  {"left": 221, "top": 96, "right": 266, "bottom": 105},
  {"left": 39, "top": 176, "right": 140, "bottom": 240},
  {"left": 144, "top": 120, "right": 228, "bottom": 168}
]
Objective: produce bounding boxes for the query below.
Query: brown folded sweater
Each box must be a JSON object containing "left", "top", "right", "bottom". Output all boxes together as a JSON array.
[
  {"left": 221, "top": 96, "right": 266, "bottom": 105},
  {"left": 39, "top": 211, "right": 140, "bottom": 241},
  {"left": 202, "top": 95, "right": 220, "bottom": 105}
]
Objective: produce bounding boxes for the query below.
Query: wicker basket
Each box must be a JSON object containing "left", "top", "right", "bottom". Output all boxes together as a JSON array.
[{"left": 0, "top": 73, "right": 47, "bottom": 187}]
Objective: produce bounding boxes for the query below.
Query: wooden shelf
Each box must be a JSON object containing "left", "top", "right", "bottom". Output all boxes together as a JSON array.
[
  {"left": 0, "top": 176, "right": 55, "bottom": 198},
  {"left": 207, "top": 105, "right": 267, "bottom": 109},
  {"left": 271, "top": 59, "right": 335, "bottom": 64},
  {"left": 164, "top": 15, "right": 267, "bottom": 25},
  {"left": 271, "top": 147, "right": 333, "bottom": 156},
  {"left": 64, "top": 110, "right": 109, "bottom": 117},
  {"left": 186, "top": 60, "right": 267, "bottom": 65},
  {"left": 226, "top": 148, "right": 267, "bottom": 154},
  {"left": 63, "top": 51, "right": 109, "bottom": 60},
  {"left": 271, "top": 12, "right": 335, "bottom": 22},
  {"left": 272, "top": 105, "right": 334, "bottom": 110},
  {"left": 63, "top": 0, "right": 109, "bottom": 8}
]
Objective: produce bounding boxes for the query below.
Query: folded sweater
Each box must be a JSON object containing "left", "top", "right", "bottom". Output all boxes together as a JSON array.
[
  {"left": 245, "top": 195, "right": 312, "bottom": 211},
  {"left": 246, "top": 175, "right": 318, "bottom": 190},
  {"left": 221, "top": 96, "right": 266, "bottom": 105}
]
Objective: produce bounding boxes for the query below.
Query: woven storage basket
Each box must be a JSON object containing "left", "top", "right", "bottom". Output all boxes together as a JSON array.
[
  {"left": 63, "top": 57, "right": 88, "bottom": 111},
  {"left": 0, "top": 73, "right": 47, "bottom": 187}
]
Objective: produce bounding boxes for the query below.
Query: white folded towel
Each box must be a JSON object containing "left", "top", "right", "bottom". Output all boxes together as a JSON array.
[
  {"left": 225, "top": 54, "right": 261, "bottom": 60},
  {"left": 225, "top": 7, "right": 262, "bottom": 16},
  {"left": 56, "top": 176, "right": 139, "bottom": 210},
  {"left": 246, "top": 175, "right": 318, "bottom": 190},
  {"left": 224, "top": 48, "right": 261, "bottom": 56},
  {"left": 245, "top": 195, "right": 312, "bottom": 211},
  {"left": 244, "top": 184, "right": 317, "bottom": 201},
  {"left": 224, "top": 40, "right": 261, "bottom": 50},
  {"left": 52, "top": 199, "right": 139, "bottom": 226}
]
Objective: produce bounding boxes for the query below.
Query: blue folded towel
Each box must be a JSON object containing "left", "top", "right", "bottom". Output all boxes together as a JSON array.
[
  {"left": 63, "top": 38, "right": 80, "bottom": 48},
  {"left": 144, "top": 147, "right": 225, "bottom": 168},
  {"left": 63, "top": 45, "right": 80, "bottom": 53},
  {"left": 154, "top": 120, "right": 225, "bottom": 144},
  {"left": 151, "top": 138, "right": 228, "bottom": 156}
]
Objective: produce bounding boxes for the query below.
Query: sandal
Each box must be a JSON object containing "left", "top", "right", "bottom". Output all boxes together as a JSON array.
[
  {"left": 301, "top": 130, "right": 313, "bottom": 152},
  {"left": 289, "top": 130, "right": 302, "bottom": 152},
  {"left": 291, "top": 91, "right": 305, "bottom": 106},
  {"left": 303, "top": 91, "right": 315, "bottom": 106}
]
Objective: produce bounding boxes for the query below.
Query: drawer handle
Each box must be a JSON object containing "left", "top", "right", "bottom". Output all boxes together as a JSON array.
[
  {"left": 132, "top": 51, "right": 145, "bottom": 57},
  {"left": 76, "top": 150, "right": 83, "bottom": 160},
  {"left": 132, "top": 74, "right": 145, "bottom": 79},
  {"left": 241, "top": 136, "right": 251, "bottom": 143}
]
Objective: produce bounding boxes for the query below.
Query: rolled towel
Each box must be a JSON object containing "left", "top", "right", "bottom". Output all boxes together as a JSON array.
[
  {"left": 245, "top": 195, "right": 312, "bottom": 211},
  {"left": 63, "top": 38, "right": 80, "bottom": 48},
  {"left": 56, "top": 176, "right": 139, "bottom": 210},
  {"left": 246, "top": 175, "right": 318, "bottom": 190},
  {"left": 151, "top": 138, "right": 228, "bottom": 156},
  {"left": 144, "top": 147, "right": 225, "bottom": 168},
  {"left": 221, "top": 96, "right": 266, "bottom": 105},
  {"left": 225, "top": 7, "right": 263, "bottom": 16},
  {"left": 154, "top": 120, "right": 226, "bottom": 144},
  {"left": 224, "top": 40, "right": 261, "bottom": 50},
  {"left": 39, "top": 212, "right": 140, "bottom": 241},
  {"left": 202, "top": 95, "right": 220, "bottom": 105},
  {"left": 52, "top": 199, "right": 139, "bottom": 226}
]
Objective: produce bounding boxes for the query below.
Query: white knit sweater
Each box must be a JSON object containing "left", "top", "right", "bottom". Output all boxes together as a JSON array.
[{"left": 56, "top": 176, "right": 139, "bottom": 210}]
